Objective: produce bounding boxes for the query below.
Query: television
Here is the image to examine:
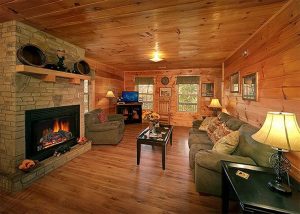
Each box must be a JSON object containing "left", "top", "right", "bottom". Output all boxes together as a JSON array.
[{"left": 122, "top": 91, "right": 139, "bottom": 103}]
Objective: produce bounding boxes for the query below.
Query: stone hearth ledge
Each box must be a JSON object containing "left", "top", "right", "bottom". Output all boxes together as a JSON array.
[{"left": 0, "top": 142, "right": 91, "bottom": 192}]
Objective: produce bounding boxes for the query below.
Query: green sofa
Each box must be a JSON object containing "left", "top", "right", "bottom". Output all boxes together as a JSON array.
[
  {"left": 85, "top": 109, "right": 125, "bottom": 145},
  {"left": 189, "top": 112, "right": 275, "bottom": 196}
]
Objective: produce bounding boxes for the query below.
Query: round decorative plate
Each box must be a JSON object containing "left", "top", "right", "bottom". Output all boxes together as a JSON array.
[{"left": 161, "top": 76, "right": 169, "bottom": 85}]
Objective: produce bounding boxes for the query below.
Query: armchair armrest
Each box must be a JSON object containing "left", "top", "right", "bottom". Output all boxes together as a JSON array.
[
  {"left": 88, "top": 121, "right": 120, "bottom": 132},
  {"left": 192, "top": 119, "right": 203, "bottom": 128},
  {"left": 108, "top": 114, "right": 124, "bottom": 122},
  {"left": 195, "top": 150, "right": 256, "bottom": 173}
]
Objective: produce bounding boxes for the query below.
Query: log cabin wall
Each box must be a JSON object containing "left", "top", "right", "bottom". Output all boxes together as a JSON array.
[
  {"left": 124, "top": 68, "right": 222, "bottom": 127},
  {"left": 223, "top": 0, "right": 300, "bottom": 180},
  {"left": 86, "top": 59, "right": 124, "bottom": 114}
]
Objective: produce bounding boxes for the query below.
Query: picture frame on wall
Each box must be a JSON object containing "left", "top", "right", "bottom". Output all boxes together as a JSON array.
[
  {"left": 160, "top": 87, "right": 172, "bottom": 97},
  {"left": 242, "top": 72, "right": 258, "bottom": 101},
  {"left": 230, "top": 72, "right": 240, "bottom": 93},
  {"left": 201, "top": 83, "right": 214, "bottom": 97}
]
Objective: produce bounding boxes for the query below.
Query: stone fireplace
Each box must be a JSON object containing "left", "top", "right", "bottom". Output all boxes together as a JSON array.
[{"left": 0, "top": 21, "right": 92, "bottom": 191}]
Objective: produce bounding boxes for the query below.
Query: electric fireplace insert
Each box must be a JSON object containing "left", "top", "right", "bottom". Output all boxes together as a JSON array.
[{"left": 25, "top": 105, "right": 80, "bottom": 161}]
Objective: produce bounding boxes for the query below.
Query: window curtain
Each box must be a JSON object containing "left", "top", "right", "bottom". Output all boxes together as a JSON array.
[
  {"left": 176, "top": 76, "right": 199, "bottom": 84},
  {"left": 135, "top": 77, "right": 154, "bottom": 85}
]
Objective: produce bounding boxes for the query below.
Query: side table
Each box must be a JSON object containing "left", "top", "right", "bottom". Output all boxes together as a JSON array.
[{"left": 222, "top": 161, "right": 300, "bottom": 214}]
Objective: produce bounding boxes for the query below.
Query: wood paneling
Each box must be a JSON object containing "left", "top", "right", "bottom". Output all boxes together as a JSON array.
[
  {"left": 86, "top": 58, "right": 124, "bottom": 114},
  {"left": 124, "top": 68, "right": 222, "bottom": 127},
  {"left": 223, "top": 0, "right": 300, "bottom": 181},
  {"left": 0, "top": 125, "right": 230, "bottom": 213},
  {"left": 0, "top": 0, "right": 287, "bottom": 70}
]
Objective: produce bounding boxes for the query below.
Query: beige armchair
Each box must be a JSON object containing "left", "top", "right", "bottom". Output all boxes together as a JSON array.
[{"left": 84, "top": 109, "right": 125, "bottom": 145}]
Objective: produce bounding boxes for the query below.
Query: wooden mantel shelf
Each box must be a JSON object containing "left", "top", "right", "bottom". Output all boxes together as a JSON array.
[{"left": 16, "top": 65, "right": 91, "bottom": 85}]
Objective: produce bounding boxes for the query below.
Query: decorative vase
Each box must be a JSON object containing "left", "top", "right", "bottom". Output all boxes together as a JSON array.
[{"left": 149, "top": 121, "right": 159, "bottom": 134}]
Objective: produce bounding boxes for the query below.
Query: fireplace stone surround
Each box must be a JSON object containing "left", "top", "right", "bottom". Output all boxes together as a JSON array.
[{"left": 0, "top": 21, "right": 91, "bottom": 191}]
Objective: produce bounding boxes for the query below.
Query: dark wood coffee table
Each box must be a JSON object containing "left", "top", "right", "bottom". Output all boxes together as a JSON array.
[
  {"left": 222, "top": 161, "right": 300, "bottom": 214},
  {"left": 136, "top": 125, "right": 173, "bottom": 170}
]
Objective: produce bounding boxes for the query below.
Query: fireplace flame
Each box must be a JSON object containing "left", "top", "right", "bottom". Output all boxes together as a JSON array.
[{"left": 53, "top": 119, "right": 70, "bottom": 132}]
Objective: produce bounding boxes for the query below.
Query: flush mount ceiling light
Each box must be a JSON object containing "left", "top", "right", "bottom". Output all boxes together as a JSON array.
[{"left": 150, "top": 51, "right": 164, "bottom": 62}]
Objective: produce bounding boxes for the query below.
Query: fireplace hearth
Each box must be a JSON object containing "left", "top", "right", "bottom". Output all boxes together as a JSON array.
[{"left": 25, "top": 105, "right": 80, "bottom": 161}]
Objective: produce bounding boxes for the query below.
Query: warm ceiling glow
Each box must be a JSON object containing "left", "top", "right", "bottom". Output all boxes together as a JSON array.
[{"left": 150, "top": 51, "right": 164, "bottom": 62}]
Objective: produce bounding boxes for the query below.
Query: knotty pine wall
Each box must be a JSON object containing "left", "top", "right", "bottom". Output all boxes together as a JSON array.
[
  {"left": 86, "top": 59, "right": 124, "bottom": 114},
  {"left": 124, "top": 68, "right": 222, "bottom": 127},
  {"left": 223, "top": 0, "right": 300, "bottom": 180}
]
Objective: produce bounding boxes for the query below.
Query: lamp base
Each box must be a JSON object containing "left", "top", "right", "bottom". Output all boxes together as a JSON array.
[{"left": 268, "top": 180, "right": 292, "bottom": 194}]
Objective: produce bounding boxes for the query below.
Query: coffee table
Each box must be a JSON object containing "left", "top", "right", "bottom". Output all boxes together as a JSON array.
[
  {"left": 222, "top": 161, "right": 300, "bottom": 214},
  {"left": 136, "top": 125, "right": 173, "bottom": 170}
]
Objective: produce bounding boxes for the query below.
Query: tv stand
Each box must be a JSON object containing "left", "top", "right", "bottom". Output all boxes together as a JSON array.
[{"left": 116, "top": 102, "right": 142, "bottom": 124}]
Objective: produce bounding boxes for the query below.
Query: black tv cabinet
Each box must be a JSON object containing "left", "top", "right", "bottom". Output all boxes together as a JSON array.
[{"left": 116, "top": 102, "right": 142, "bottom": 124}]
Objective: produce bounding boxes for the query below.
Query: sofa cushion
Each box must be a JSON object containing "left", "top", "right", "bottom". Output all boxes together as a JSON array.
[
  {"left": 189, "top": 128, "right": 206, "bottom": 135},
  {"left": 225, "top": 118, "right": 245, "bottom": 131},
  {"left": 85, "top": 109, "right": 101, "bottom": 127},
  {"left": 199, "top": 117, "right": 215, "bottom": 131},
  {"left": 217, "top": 112, "right": 232, "bottom": 123},
  {"left": 188, "top": 132, "right": 212, "bottom": 148},
  {"left": 234, "top": 124, "right": 275, "bottom": 167},
  {"left": 210, "top": 123, "right": 232, "bottom": 144},
  {"left": 207, "top": 118, "right": 222, "bottom": 143},
  {"left": 88, "top": 121, "right": 121, "bottom": 132},
  {"left": 195, "top": 150, "right": 256, "bottom": 173},
  {"left": 189, "top": 143, "right": 212, "bottom": 169},
  {"left": 213, "top": 130, "right": 239, "bottom": 154}
]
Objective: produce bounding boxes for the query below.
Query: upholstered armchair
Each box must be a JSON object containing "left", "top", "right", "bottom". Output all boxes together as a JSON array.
[{"left": 84, "top": 109, "right": 125, "bottom": 145}]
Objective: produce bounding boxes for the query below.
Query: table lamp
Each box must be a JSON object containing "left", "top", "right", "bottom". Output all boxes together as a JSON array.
[
  {"left": 208, "top": 98, "right": 222, "bottom": 116},
  {"left": 106, "top": 90, "right": 115, "bottom": 98},
  {"left": 252, "top": 112, "right": 300, "bottom": 193}
]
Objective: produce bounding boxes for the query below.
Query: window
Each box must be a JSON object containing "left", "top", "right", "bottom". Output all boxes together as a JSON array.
[
  {"left": 135, "top": 77, "right": 154, "bottom": 110},
  {"left": 137, "top": 84, "right": 153, "bottom": 110},
  {"left": 176, "top": 76, "right": 200, "bottom": 112}
]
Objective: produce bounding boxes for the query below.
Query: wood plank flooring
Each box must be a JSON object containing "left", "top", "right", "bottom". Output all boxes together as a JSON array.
[{"left": 0, "top": 124, "right": 222, "bottom": 213}]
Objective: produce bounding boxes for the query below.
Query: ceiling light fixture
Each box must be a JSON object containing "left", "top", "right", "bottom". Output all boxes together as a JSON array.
[{"left": 150, "top": 51, "right": 163, "bottom": 62}]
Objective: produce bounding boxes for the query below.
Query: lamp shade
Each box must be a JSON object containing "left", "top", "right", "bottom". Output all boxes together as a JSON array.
[
  {"left": 252, "top": 112, "right": 300, "bottom": 151},
  {"left": 208, "top": 98, "right": 222, "bottom": 108},
  {"left": 105, "top": 90, "right": 115, "bottom": 98}
]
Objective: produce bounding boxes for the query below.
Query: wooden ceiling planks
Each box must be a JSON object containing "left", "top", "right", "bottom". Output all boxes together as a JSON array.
[{"left": 0, "top": 0, "right": 288, "bottom": 71}]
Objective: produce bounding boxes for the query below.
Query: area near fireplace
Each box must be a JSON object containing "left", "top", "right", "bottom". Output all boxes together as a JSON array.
[{"left": 0, "top": 21, "right": 92, "bottom": 191}]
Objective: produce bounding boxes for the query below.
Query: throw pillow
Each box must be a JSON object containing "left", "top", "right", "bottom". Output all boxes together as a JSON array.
[
  {"left": 212, "top": 131, "right": 240, "bottom": 154},
  {"left": 210, "top": 123, "right": 232, "bottom": 144},
  {"left": 199, "top": 117, "right": 215, "bottom": 131},
  {"left": 207, "top": 117, "right": 222, "bottom": 142},
  {"left": 97, "top": 111, "right": 107, "bottom": 123}
]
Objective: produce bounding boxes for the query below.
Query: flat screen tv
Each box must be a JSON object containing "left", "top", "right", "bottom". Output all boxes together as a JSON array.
[{"left": 122, "top": 91, "right": 139, "bottom": 103}]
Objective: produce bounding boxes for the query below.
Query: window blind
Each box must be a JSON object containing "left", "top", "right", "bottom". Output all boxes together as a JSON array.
[
  {"left": 176, "top": 76, "right": 199, "bottom": 84},
  {"left": 135, "top": 77, "right": 154, "bottom": 85}
]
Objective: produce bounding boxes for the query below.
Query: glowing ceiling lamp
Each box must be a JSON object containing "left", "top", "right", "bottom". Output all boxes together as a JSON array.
[{"left": 150, "top": 51, "right": 164, "bottom": 62}]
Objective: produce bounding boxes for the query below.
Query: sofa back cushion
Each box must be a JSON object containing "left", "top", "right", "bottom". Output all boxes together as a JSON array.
[
  {"left": 234, "top": 124, "right": 275, "bottom": 167},
  {"left": 85, "top": 109, "right": 101, "bottom": 127},
  {"left": 217, "top": 112, "right": 231, "bottom": 123},
  {"left": 225, "top": 118, "right": 245, "bottom": 131}
]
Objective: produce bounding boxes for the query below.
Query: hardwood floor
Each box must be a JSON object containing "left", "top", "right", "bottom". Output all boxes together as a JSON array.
[{"left": 0, "top": 124, "right": 222, "bottom": 213}]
